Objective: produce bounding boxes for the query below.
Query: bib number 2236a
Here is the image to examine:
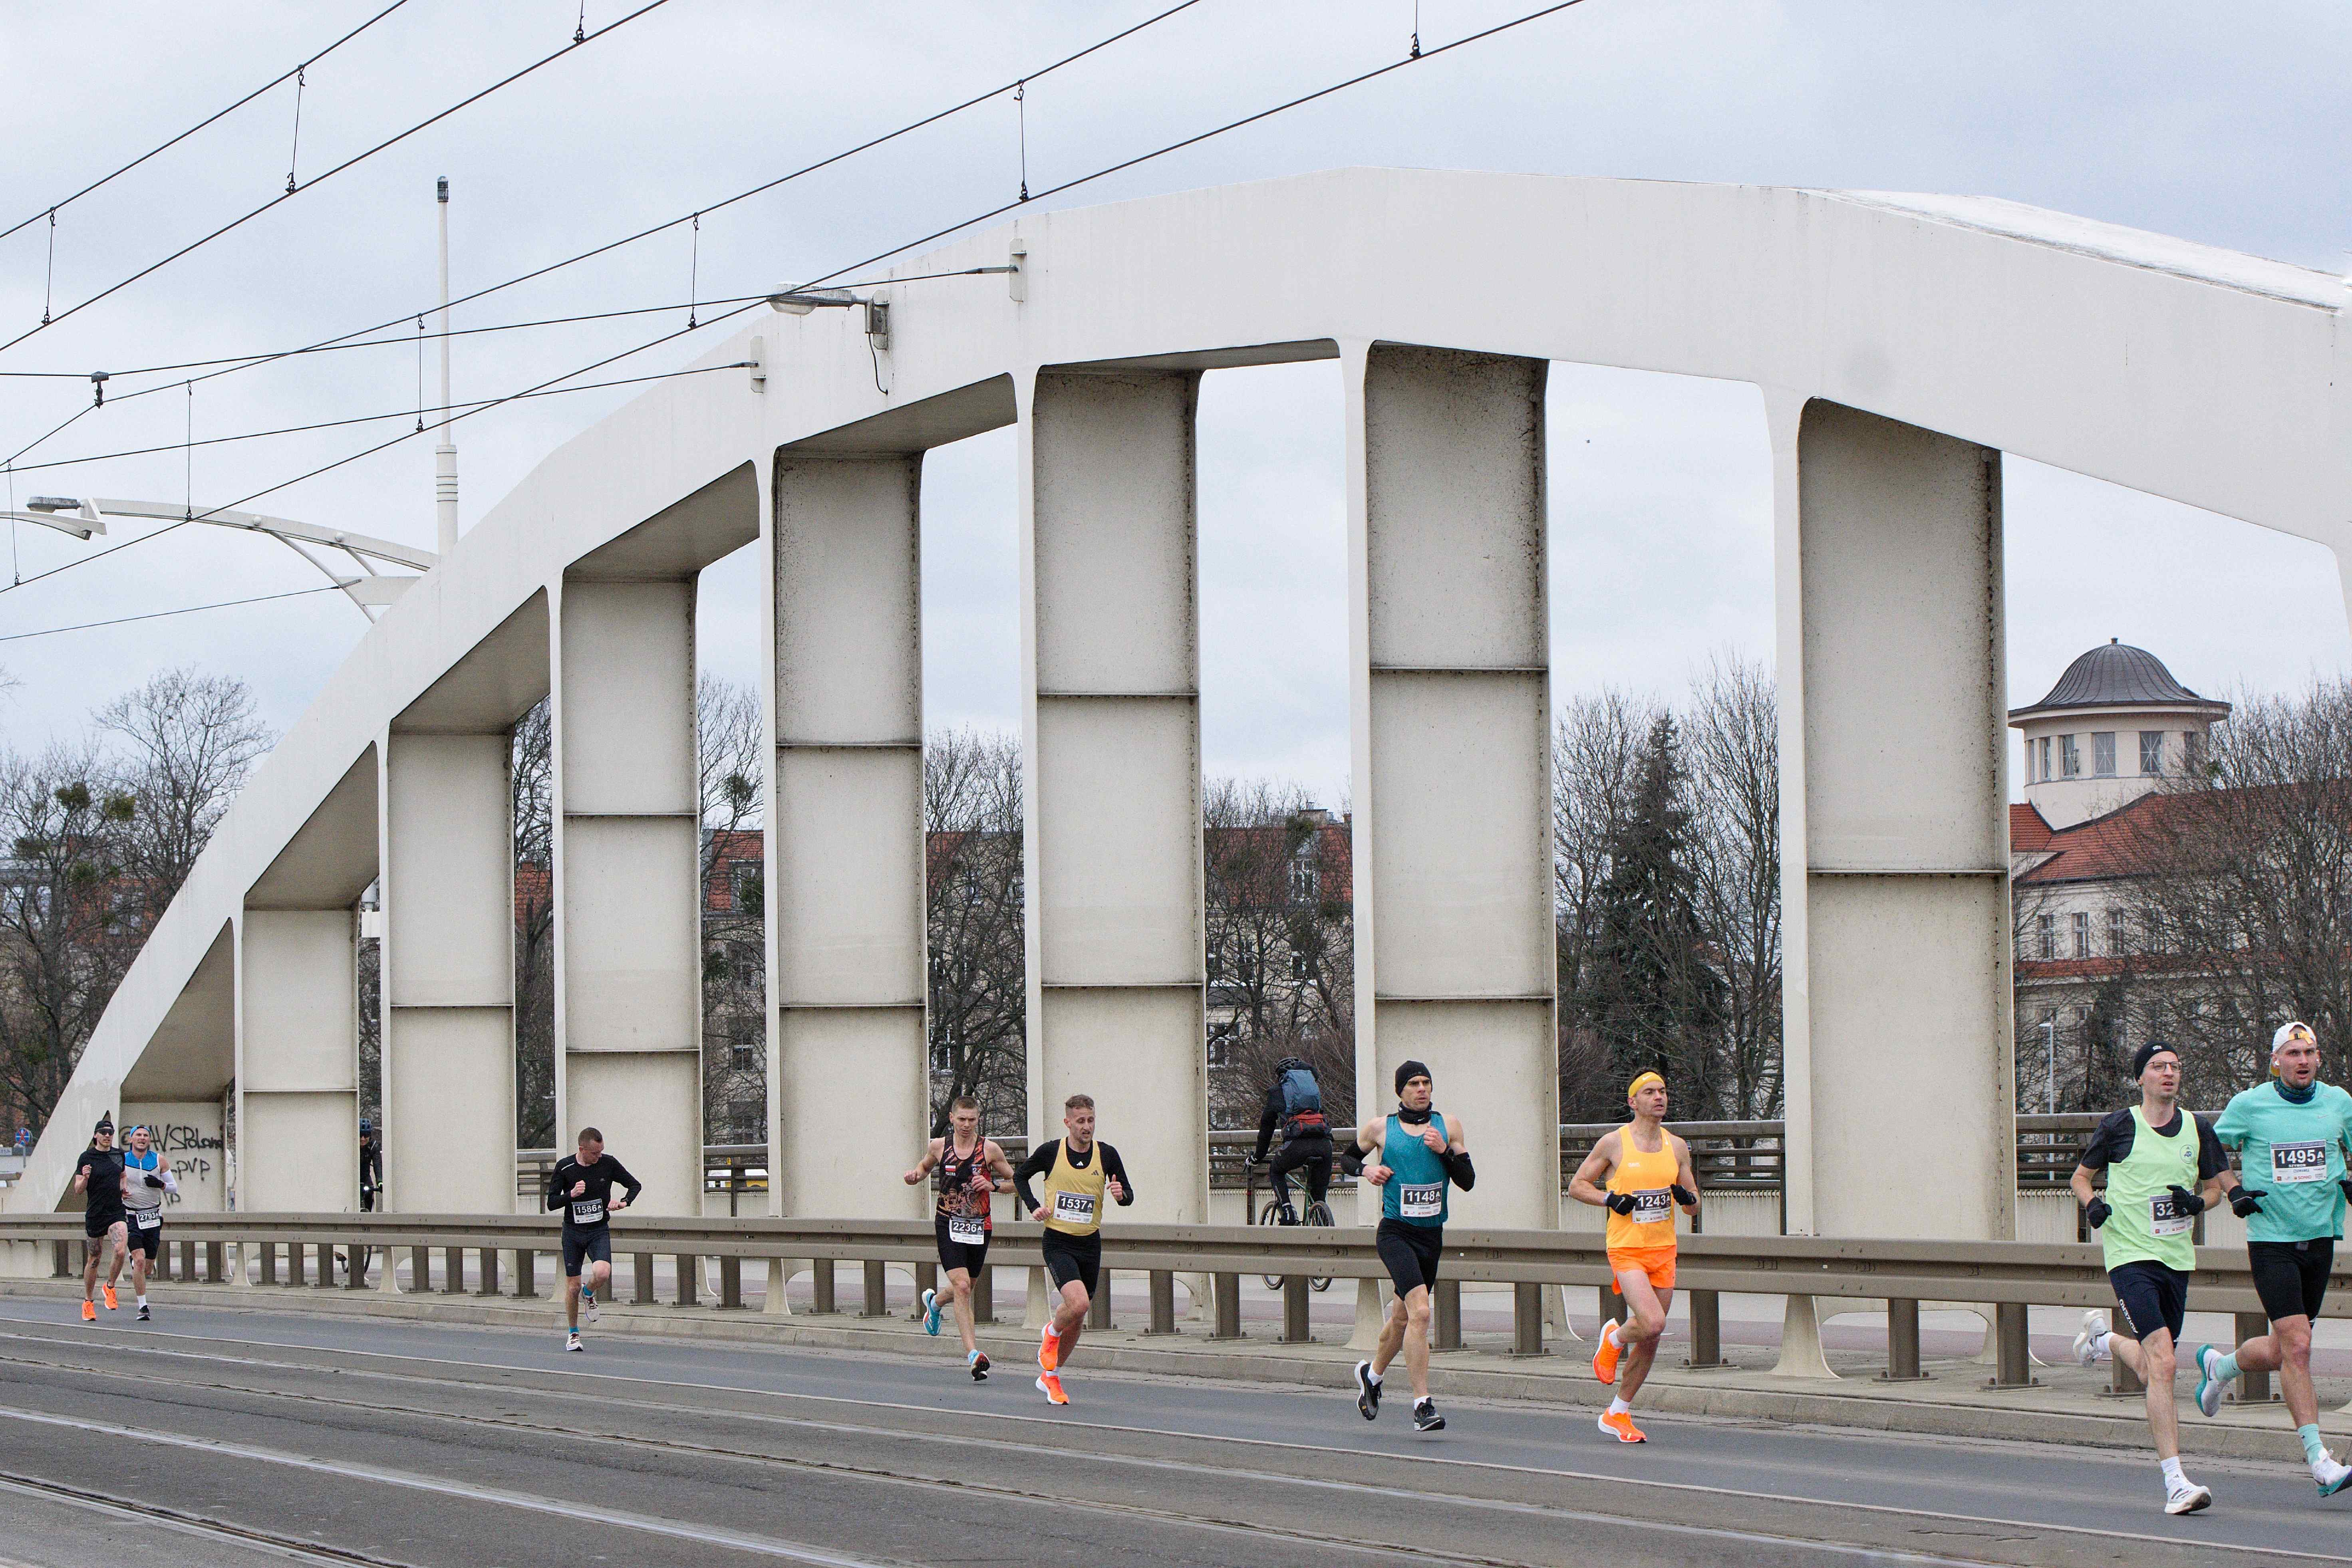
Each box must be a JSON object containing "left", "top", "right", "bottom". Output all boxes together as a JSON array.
[{"left": 947, "top": 1215, "right": 986, "bottom": 1246}]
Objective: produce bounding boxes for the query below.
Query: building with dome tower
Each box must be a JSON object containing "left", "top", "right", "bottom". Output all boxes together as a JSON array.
[{"left": 2008, "top": 641, "right": 2231, "bottom": 1108}]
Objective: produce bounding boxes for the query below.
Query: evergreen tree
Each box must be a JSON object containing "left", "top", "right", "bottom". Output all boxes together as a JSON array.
[{"left": 1571, "top": 715, "right": 1728, "bottom": 1115}]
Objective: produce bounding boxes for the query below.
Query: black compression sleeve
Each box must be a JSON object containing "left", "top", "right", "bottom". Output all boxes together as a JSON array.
[
  {"left": 1439, "top": 1148, "right": 1476, "bottom": 1190},
  {"left": 609, "top": 1159, "right": 644, "bottom": 1206},
  {"left": 546, "top": 1161, "right": 569, "bottom": 1213},
  {"left": 1256, "top": 1085, "right": 1281, "bottom": 1161},
  {"left": 1101, "top": 1143, "right": 1135, "bottom": 1206},
  {"left": 1013, "top": 1140, "right": 1056, "bottom": 1214}
]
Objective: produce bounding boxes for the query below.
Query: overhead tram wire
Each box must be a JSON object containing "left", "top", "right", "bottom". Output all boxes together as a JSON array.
[
  {"left": 0, "top": 1, "right": 413, "bottom": 245},
  {"left": 0, "top": 268, "right": 1015, "bottom": 382},
  {"left": 4, "top": 0, "right": 1596, "bottom": 597},
  {"left": 1, "top": 583, "right": 348, "bottom": 644},
  {"left": 0, "top": 0, "right": 675, "bottom": 355},
  {"left": 0, "top": 0, "right": 1210, "bottom": 441}
]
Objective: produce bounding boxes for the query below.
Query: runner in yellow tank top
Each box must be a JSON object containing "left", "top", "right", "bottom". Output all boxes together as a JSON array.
[{"left": 1568, "top": 1071, "right": 1699, "bottom": 1443}]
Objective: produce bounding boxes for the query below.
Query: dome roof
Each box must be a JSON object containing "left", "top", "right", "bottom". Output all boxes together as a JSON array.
[{"left": 2011, "top": 640, "right": 2225, "bottom": 718}]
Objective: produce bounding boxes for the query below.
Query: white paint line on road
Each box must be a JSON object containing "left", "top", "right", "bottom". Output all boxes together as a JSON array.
[{"left": 0, "top": 1405, "right": 897, "bottom": 1568}]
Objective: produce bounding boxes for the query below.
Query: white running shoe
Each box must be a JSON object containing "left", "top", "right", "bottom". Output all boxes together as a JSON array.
[
  {"left": 566, "top": 1331, "right": 584, "bottom": 1353},
  {"left": 583, "top": 1290, "right": 600, "bottom": 1326},
  {"left": 2072, "top": 1309, "right": 2108, "bottom": 1368},
  {"left": 2165, "top": 1477, "right": 2212, "bottom": 1515}
]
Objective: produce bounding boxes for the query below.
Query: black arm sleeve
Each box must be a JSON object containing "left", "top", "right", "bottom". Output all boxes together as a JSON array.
[
  {"left": 1100, "top": 1143, "right": 1135, "bottom": 1207},
  {"left": 609, "top": 1159, "right": 645, "bottom": 1206},
  {"left": 1013, "top": 1140, "right": 1057, "bottom": 1215},
  {"left": 2077, "top": 1108, "right": 2132, "bottom": 1172},
  {"left": 1337, "top": 1135, "right": 1370, "bottom": 1177},
  {"left": 545, "top": 1160, "right": 570, "bottom": 1213},
  {"left": 1255, "top": 1085, "right": 1283, "bottom": 1161},
  {"left": 2193, "top": 1115, "right": 2229, "bottom": 1181},
  {"left": 1439, "top": 1148, "right": 1476, "bottom": 1190}
]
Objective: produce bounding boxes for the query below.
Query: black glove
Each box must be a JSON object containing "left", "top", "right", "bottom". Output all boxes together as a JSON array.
[
  {"left": 2340, "top": 1177, "right": 2352, "bottom": 1206},
  {"left": 2083, "top": 1197, "right": 2112, "bottom": 1230},
  {"left": 2229, "top": 1186, "right": 2267, "bottom": 1218},
  {"left": 143, "top": 1173, "right": 166, "bottom": 1189},
  {"left": 1605, "top": 1191, "right": 1637, "bottom": 1215},
  {"left": 2166, "top": 1183, "right": 2207, "bottom": 1217},
  {"left": 1671, "top": 1184, "right": 1697, "bottom": 1207},
  {"left": 1247, "top": 1154, "right": 1266, "bottom": 1165}
]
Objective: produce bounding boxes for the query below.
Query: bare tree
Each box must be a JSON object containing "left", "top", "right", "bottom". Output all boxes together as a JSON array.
[
  {"left": 1553, "top": 691, "right": 1661, "bottom": 1119},
  {"left": 924, "top": 726, "right": 1026, "bottom": 1135},
  {"left": 697, "top": 674, "right": 767, "bottom": 1143},
  {"left": 511, "top": 700, "right": 556, "bottom": 1148},
  {"left": 96, "top": 669, "right": 270, "bottom": 924},
  {"left": 1684, "top": 655, "right": 1782, "bottom": 1118}
]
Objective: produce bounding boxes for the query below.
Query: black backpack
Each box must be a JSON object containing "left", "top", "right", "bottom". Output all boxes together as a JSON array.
[{"left": 1279, "top": 1064, "right": 1325, "bottom": 1135}]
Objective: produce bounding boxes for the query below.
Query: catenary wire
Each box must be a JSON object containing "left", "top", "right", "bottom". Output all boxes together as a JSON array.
[
  {"left": 0, "top": 0, "right": 673, "bottom": 354},
  {"left": 0, "top": 1, "right": 413, "bottom": 244},
  {"left": 2, "top": 0, "right": 1208, "bottom": 431},
  {"left": 5, "top": 1, "right": 1591, "bottom": 596},
  {"left": 0, "top": 583, "right": 346, "bottom": 643},
  {"left": 9, "top": 362, "right": 757, "bottom": 475}
]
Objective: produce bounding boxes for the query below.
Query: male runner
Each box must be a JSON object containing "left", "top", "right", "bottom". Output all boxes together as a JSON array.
[
  {"left": 904, "top": 1095, "right": 1015, "bottom": 1379},
  {"left": 1569, "top": 1070, "right": 1700, "bottom": 1443},
  {"left": 2067, "top": 1040, "right": 2228, "bottom": 1514},
  {"left": 1345, "top": 1060, "right": 1474, "bottom": 1434},
  {"left": 1251, "top": 1056, "right": 1333, "bottom": 1224},
  {"left": 2190, "top": 1020, "right": 2352, "bottom": 1495},
  {"left": 1013, "top": 1094, "right": 1134, "bottom": 1405},
  {"left": 118, "top": 1125, "right": 177, "bottom": 1322},
  {"left": 71, "top": 1116, "right": 127, "bottom": 1322},
  {"left": 546, "top": 1127, "right": 641, "bottom": 1352}
]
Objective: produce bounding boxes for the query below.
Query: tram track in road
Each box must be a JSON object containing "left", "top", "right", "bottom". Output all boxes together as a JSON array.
[
  {"left": 0, "top": 1319, "right": 2328, "bottom": 1568},
  {"left": 0, "top": 1470, "right": 421, "bottom": 1568}
]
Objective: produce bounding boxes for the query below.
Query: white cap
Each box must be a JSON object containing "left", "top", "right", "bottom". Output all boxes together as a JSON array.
[{"left": 2273, "top": 1020, "right": 2315, "bottom": 1052}]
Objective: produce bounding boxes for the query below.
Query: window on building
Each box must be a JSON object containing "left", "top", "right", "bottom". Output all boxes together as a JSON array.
[
  {"left": 2072, "top": 911, "right": 2090, "bottom": 959},
  {"left": 2092, "top": 732, "right": 2116, "bottom": 777},
  {"left": 2107, "top": 908, "right": 2126, "bottom": 956},
  {"left": 2038, "top": 736, "right": 2051, "bottom": 782},
  {"left": 730, "top": 863, "right": 763, "bottom": 915},
  {"left": 1206, "top": 1022, "right": 1236, "bottom": 1068},
  {"left": 729, "top": 1043, "right": 757, "bottom": 1072},
  {"left": 2183, "top": 730, "right": 2205, "bottom": 771},
  {"left": 930, "top": 1025, "right": 955, "bottom": 1075},
  {"left": 1287, "top": 847, "right": 1320, "bottom": 906},
  {"left": 2061, "top": 735, "right": 2081, "bottom": 778},
  {"left": 727, "top": 1099, "right": 763, "bottom": 1138},
  {"left": 2036, "top": 912, "right": 2055, "bottom": 960},
  {"left": 2139, "top": 731, "right": 2165, "bottom": 774}
]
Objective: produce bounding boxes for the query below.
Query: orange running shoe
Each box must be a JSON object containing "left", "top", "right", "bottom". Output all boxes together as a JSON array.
[
  {"left": 1597, "top": 1409, "right": 1646, "bottom": 1444},
  {"left": 101, "top": 1284, "right": 117, "bottom": 1312},
  {"left": 1039, "top": 1324, "right": 1059, "bottom": 1372},
  {"left": 1591, "top": 1325, "right": 1621, "bottom": 1385},
  {"left": 1035, "top": 1372, "right": 1069, "bottom": 1406},
  {"left": 81, "top": 1299, "right": 96, "bottom": 1322}
]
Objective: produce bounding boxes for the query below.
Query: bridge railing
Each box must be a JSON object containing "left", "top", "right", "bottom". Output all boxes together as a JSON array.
[
  {"left": 4, "top": 1210, "right": 2332, "bottom": 1399},
  {"left": 511, "top": 1116, "right": 2102, "bottom": 1204}
]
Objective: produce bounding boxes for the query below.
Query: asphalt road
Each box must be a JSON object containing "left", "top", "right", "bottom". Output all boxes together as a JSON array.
[{"left": 0, "top": 1298, "right": 2341, "bottom": 1568}]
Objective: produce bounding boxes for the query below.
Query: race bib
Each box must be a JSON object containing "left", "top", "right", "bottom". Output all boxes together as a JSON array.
[
  {"left": 135, "top": 1210, "right": 161, "bottom": 1231},
  {"left": 1399, "top": 1182, "right": 1444, "bottom": 1219},
  {"left": 2150, "top": 1191, "right": 2193, "bottom": 1237},
  {"left": 947, "top": 1215, "right": 986, "bottom": 1246},
  {"left": 569, "top": 1198, "right": 605, "bottom": 1225},
  {"left": 1052, "top": 1191, "right": 1097, "bottom": 1226},
  {"left": 2271, "top": 1142, "right": 2330, "bottom": 1185},
  {"left": 1629, "top": 1188, "right": 1673, "bottom": 1224}
]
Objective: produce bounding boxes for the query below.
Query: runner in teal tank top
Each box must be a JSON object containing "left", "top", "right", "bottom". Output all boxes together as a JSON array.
[
  {"left": 1341, "top": 1060, "right": 1473, "bottom": 1433},
  {"left": 2192, "top": 1021, "right": 2352, "bottom": 1497}
]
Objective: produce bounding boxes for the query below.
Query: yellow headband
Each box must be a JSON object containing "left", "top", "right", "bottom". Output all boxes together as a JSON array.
[{"left": 1627, "top": 1071, "right": 1664, "bottom": 1102}]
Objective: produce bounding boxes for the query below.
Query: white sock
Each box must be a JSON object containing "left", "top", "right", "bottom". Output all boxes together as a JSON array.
[
  {"left": 1607, "top": 1396, "right": 1631, "bottom": 1416},
  {"left": 2160, "top": 1456, "right": 2186, "bottom": 1488},
  {"left": 135, "top": 1294, "right": 147, "bottom": 1307},
  {"left": 1365, "top": 1367, "right": 1383, "bottom": 1385},
  {"left": 2090, "top": 1330, "right": 2112, "bottom": 1361},
  {"left": 1604, "top": 1322, "right": 1623, "bottom": 1349}
]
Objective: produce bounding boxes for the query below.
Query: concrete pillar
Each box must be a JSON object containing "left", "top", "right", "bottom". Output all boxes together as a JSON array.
[
  {"left": 1774, "top": 397, "right": 2013, "bottom": 1241},
  {"left": 1019, "top": 369, "right": 1209, "bottom": 1222},
  {"left": 552, "top": 579, "right": 703, "bottom": 1215},
  {"left": 234, "top": 911, "right": 358, "bottom": 1211},
  {"left": 768, "top": 453, "right": 928, "bottom": 1215},
  {"left": 381, "top": 733, "right": 515, "bottom": 1212},
  {"left": 1345, "top": 343, "right": 1557, "bottom": 1229}
]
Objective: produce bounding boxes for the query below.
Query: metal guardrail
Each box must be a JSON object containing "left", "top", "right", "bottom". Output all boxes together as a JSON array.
[{"left": 6, "top": 1210, "right": 2339, "bottom": 1393}]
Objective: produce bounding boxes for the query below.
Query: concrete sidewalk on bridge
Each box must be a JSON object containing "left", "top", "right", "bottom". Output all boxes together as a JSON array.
[{"left": 6, "top": 1265, "right": 2345, "bottom": 1469}]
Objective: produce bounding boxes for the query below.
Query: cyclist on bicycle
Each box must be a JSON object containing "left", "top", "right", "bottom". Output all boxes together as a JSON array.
[{"left": 1252, "top": 1055, "right": 1333, "bottom": 1223}]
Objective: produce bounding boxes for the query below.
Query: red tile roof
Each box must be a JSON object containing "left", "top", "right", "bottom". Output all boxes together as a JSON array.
[
  {"left": 2013, "top": 790, "right": 2207, "bottom": 885},
  {"left": 2010, "top": 803, "right": 2053, "bottom": 853}
]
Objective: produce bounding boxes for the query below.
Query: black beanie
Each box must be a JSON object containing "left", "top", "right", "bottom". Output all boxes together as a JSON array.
[
  {"left": 2132, "top": 1040, "right": 2179, "bottom": 1079},
  {"left": 1395, "top": 1059, "right": 1432, "bottom": 1095}
]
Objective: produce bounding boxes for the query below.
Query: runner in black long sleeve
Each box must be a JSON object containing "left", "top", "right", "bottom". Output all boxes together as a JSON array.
[
  {"left": 546, "top": 1127, "right": 641, "bottom": 1351},
  {"left": 1012, "top": 1094, "right": 1134, "bottom": 1405}
]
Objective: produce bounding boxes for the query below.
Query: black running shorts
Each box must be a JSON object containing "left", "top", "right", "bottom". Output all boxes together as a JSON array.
[
  {"left": 934, "top": 1212, "right": 989, "bottom": 1277},
  {"left": 561, "top": 1226, "right": 612, "bottom": 1278},
  {"left": 83, "top": 1209, "right": 125, "bottom": 1241},
  {"left": 2249, "top": 1238, "right": 2333, "bottom": 1323},
  {"left": 1041, "top": 1230, "right": 1101, "bottom": 1296},
  {"left": 1376, "top": 1217, "right": 1443, "bottom": 1297},
  {"left": 123, "top": 1218, "right": 161, "bottom": 1258},
  {"left": 2109, "top": 1259, "right": 2189, "bottom": 1345}
]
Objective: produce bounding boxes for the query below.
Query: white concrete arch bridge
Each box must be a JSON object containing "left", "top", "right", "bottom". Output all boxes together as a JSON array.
[{"left": 8, "top": 169, "right": 2347, "bottom": 1264}]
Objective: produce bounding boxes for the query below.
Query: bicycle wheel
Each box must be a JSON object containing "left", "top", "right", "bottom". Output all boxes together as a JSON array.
[
  {"left": 1305, "top": 1201, "right": 1335, "bottom": 1291},
  {"left": 1257, "top": 1200, "right": 1289, "bottom": 1290}
]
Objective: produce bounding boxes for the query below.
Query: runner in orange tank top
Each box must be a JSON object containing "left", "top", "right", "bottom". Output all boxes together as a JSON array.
[{"left": 1568, "top": 1071, "right": 1699, "bottom": 1443}]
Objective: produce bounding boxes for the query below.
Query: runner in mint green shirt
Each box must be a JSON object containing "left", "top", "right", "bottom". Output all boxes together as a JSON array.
[{"left": 2192, "top": 1020, "right": 2352, "bottom": 1497}]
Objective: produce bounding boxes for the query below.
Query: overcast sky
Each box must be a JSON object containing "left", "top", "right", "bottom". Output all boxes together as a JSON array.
[{"left": 3, "top": 1, "right": 2347, "bottom": 806}]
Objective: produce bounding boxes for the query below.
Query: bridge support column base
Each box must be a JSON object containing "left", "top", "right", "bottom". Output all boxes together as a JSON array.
[
  {"left": 1769, "top": 1294, "right": 1839, "bottom": 1379},
  {"left": 762, "top": 1258, "right": 793, "bottom": 1314},
  {"left": 1348, "top": 1276, "right": 1387, "bottom": 1352}
]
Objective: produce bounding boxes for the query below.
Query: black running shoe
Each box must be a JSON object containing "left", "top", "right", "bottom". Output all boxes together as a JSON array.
[
  {"left": 970, "top": 1351, "right": 991, "bottom": 1381},
  {"left": 1413, "top": 1399, "right": 1446, "bottom": 1433},
  {"left": 136, "top": 1304, "right": 150, "bottom": 1322},
  {"left": 1354, "top": 1360, "right": 1381, "bottom": 1421}
]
